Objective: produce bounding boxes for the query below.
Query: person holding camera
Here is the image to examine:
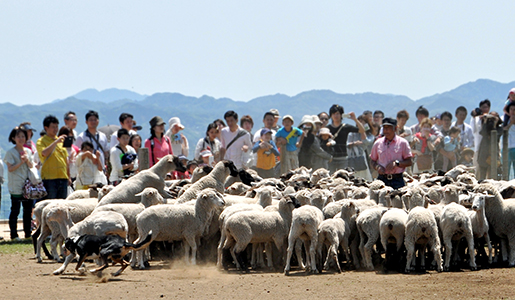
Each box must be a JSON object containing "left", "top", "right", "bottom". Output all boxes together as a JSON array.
[{"left": 165, "top": 117, "right": 189, "bottom": 157}]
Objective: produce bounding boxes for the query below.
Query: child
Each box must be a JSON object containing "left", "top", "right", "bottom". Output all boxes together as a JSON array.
[
  {"left": 76, "top": 141, "right": 106, "bottom": 190},
  {"left": 275, "top": 115, "right": 303, "bottom": 175},
  {"left": 253, "top": 128, "right": 280, "bottom": 178},
  {"left": 412, "top": 118, "right": 437, "bottom": 173},
  {"left": 442, "top": 126, "right": 461, "bottom": 171},
  {"left": 186, "top": 160, "right": 198, "bottom": 176},
  {"left": 459, "top": 148, "right": 474, "bottom": 167},
  {"left": 171, "top": 155, "right": 189, "bottom": 179},
  {"left": 199, "top": 149, "right": 215, "bottom": 167},
  {"left": 502, "top": 88, "right": 515, "bottom": 126},
  {"left": 316, "top": 128, "right": 335, "bottom": 170},
  {"left": 109, "top": 129, "right": 138, "bottom": 185}
]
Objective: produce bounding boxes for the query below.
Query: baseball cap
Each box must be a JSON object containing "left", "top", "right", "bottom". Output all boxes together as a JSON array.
[
  {"left": 381, "top": 117, "right": 397, "bottom": 127},
  {"left": 260, "top": 128, "right": 272, "bottom": 136},
  {"left": 282, "top": 115, "right": 294, "bottom": 123}
]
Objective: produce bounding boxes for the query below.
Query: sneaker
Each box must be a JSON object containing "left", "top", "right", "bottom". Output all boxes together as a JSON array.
[{"left": 12, "top": 237, "right": 22, "bottom": 242}]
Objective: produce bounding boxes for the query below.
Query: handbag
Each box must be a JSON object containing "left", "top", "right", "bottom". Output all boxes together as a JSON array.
[
  {"left": 23, "top": 179, "right": 47, "bottom": 200},
  {"left": 347, "top": 155, "right": 368, "bottom": 171}
]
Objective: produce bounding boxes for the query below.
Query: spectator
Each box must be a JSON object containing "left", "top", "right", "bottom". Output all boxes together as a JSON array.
[
  {"left": 213, "top": 118, "right": 226, "bottom": 141},
  {"left": 459, "top": 148, "right": 474, "bottom": 167},
  {"left": 109, "top": 113, "right": 137, "bottom": 150},
  {"left": 269, "top": 109, "right": 281, "bottom": 131},
  {"left": 506, "top": 102, "right": 515, "bottom": 179},
  {"left": 434, "top": 111, "right": 453, "bottom": 170},
  {"left": 129, "top": 134, "right": 142, "bottom": 153},
  {"left": 165, "top": 117, "right": 189, "bottom": 157},
  {"left": 316, "top": 128, "right": 335, "bottom": 170},
  {"left": 452, "top": 106, "right": 474, "bottom": 149},
  {"left": 347, "top": 115, "right": 374, "bottom": 181},
  {"left": 477, "top": 112, "right": 502, "bottom": 180},
  {"left": 412, "top": 117, "right": 437, "bottom": 172},
  {"left": 441, "top": 126, "right": 461, "bottom": 171},
  {"left": 276, "top": 115, "right": 303, "bottom": 175},
  {"left": 4, "top": 126, "right": 34, "bottom": 239},
  {"left": 502, "top": 88, "right": 515, "bottom": 126},
  {"left": 58, "top": 126, "right": 78, "bottom": 182},
  {"left": 75, "top": 110, "right": 108, "bottom": 168},
  {"left": 325, "top": 104, "right": 366, "bottom": 174},
  {"left": 144, "top": 116, "right": 173, "bottom": 167},
  {"left": 253, "top": 112, "right": 277, "bottom": 142},
  {"left": 240, "top": 115, "right": 255, "bottom": 168},
  {"left": 470, "top": 99, "right": 491, "bottom": 171},
  {"left": 19, "top": 122, "right": 40, "bottom": 168},
  {"left": 253, "top": 128, "right": 280, "bottom": 178},
  {"left": 219, "top": 111, "right": 253, "bottom": 169},
  {"left": 298, "top": 115, "right": 332, "bottom": 170},
  {"left": 186, "top": 160, "right": 198, "bottom": 174},
  {"left": 76, "top": 141, "right": 106, "bottom": 189},
  {"left": 63, "top": 111, "right": 78, "bottom": 138},
  {"left": 373, "top": 110, "right": 384, "bottom": 127},
  {"left": 410, "top": 106, "right": 443, "bottom": 139},
  {"left": 109, "top": 129, "right": 138, "bottom": 185},
  {"left": 396, "top": 110, "right": 413, "bottom": 142},
  {"left": 198, "top": 150, "right": 215, "bottom": 167},
  {"left": 312, "top": 115, "right": 323, "bottom": 134},
  {"left": 370, "top": 118, "right": 413, "bottom": 189},
  {"left": 36, "top": 115, "right": 69, "bottom": 199},
  {"left": 194, "top": 123, "right": 222, "bottom": 163},
  {"left": 240, "top": 115, "right": 254, "bottom": 134},
  {"left": 432, "top": 114, "right": 443, "bottom": 131},
  {"left": 318, "top": 112, "right": 330, "bottom": 128}
]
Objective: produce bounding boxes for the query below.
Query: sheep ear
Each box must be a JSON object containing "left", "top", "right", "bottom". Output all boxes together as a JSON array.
[{"left": 135, "top": 191, "right": 144, "bottom": 197}]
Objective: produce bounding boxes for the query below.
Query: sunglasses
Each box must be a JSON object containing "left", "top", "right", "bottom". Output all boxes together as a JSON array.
[{"left": 320, "top": 118, "right": 329, "bottom": 121}]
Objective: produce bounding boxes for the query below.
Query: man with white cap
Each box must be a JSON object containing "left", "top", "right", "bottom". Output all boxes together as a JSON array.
[
  {"left": 165, "top": 117, "right": 189, "bottom": 157},
  {"left": 370, "top": 117, "right": 413, "bottom": 189}
]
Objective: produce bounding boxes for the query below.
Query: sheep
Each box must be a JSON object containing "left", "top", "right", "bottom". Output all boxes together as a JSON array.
[
  {"left": 222, "top": 196, "right": 299, "bottom": 272},
  {"left": 356, "top": 206, "right": 388, "bottom": 271},
  {"left": 440, "top": 202, "right": 476, "bottom": 271},
  {"left": 226, "top": 182, "right": 251, "bottom": 195},
  {"left": 379, "top": 208, "right": 408, "bottom": 271},
  {"left": 339, "top": 200, "right": 362, "bottom": 269},
  {"left": 176, "top": 161, "right": 238, "bottom": 203},
  {"left": 323, "top": 199, "right": 376, "bottom": 219},
  {"left": 33, "top": 199, "right": 64, "bottom": 260},
  {"left": 52, "top": 210, "right": 129, "bottom": 275},
  {"left": 473, "top": 183, "right": 515, "bottom": 266},
  {"left": 404, "top": 207, "right": 443, "bottom": 273},
  {"left": 36, "top": 198, "right": 98, "bottom": 263},
  {"left": 468, "top": 192, "right": 493, "bottom": 266},
  {"left": 66, "top": 187, "right": 99, "bottom": 200},
  {"left": 316, "top": 215, "right": 350, "bottom": 273},
  {"left": 310, "top": 168, "right": 330, "bottom": 185},
  {"left": 284, "top": 205, "right": 324, "bottom": 274},
  {"left": 97, "top": 155, "right": 184, "bottom": 206},
  {"left": 134, "top": 188, "right": 225, "bottom": 267},
  {"left": 224, "top": 168, "right": 261, "bottom": 188},
  {"left": 190, "top": 165, "right": 213, "bottom": 183}
]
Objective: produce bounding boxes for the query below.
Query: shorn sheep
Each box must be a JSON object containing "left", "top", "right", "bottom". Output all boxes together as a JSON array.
[
  {"left": 177, "top": 160, "right": 239, "bottom": 203},
  {"left": 97, "top": 155, "right": 185, "bottom": 206},
  {"left": 317, "top": 215, "right": 350, "bottom": 273},
  {"left": 223, "top": 196, "right": 300, "bottom": 272},
  {"left": 468, "top": 192, "right": 493, "bottom": 265},
  {"left": 404, "top": 207, "right": 443, "bottom": 273},
  {"left": 379, "top": 208, "right": 408, "bottom": 272},
  {"left": 134, "top": 188, "right": 225, "bottom": 267},
  {"left": 356, "top": 206, "right": 388, "bottom": 271}
]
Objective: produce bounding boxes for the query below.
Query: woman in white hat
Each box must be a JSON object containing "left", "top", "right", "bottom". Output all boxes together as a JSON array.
[{"left": 165, "top": 117, "right": 189, "bottom": 157}]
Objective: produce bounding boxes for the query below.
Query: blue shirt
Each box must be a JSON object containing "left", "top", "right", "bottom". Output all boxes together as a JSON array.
[{"left": 276, "top": 127, "right": 302, "bottom": 152}]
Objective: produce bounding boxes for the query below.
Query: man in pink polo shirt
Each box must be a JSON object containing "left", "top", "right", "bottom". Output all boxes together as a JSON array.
[{"left": 370, "top": 117, "right": 413, "bottom": 189}]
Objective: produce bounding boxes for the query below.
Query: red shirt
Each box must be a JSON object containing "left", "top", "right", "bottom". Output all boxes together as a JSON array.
[
  {"left": 144, "top": 136, "right": 173, "bottom": 167},
  {"left": 370, "top": 135, "right": 412, "bottom": 174}
]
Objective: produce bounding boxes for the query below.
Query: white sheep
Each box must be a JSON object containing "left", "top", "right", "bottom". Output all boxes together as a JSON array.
[
  {"left": 356, "top": 206, "right": 388, "bottom": 271},
  {"left": 317, "top": 215, "right": 350, "bottom": 273},
  {"left": 97, "top": 155, "right": 183, "bottom": 206},
  {"left": 379, "top": 208, "right": 408, "bottom": 271},
  {"left": 310, "top": 168, "right": 330, "bottom": 185},
  {"left": 468, "top": 192, "right": 492, "bottom": 265},
  {"left": 404, "top": 206, "right": 443, "bottom": 273},
  {"left": 284, "top": 205, "right": 324, "bottom": 274},
  {"left": 52, "top": 210, "right": 129, "bottom": 275},
  {"left": 134, "top": 188, "right": 225, "bottom": 267},
  {"left": 440, "top": 203, "right": 476, "bottom": 271},
  {"left": 176, "top": 161, "right": 238, "bottom": 203},
  {"left": 222, "top": 196, "right": 299, "bottom": 272},
  {"left": 226, "top": 182, "right": 251, "bottom": 195}
]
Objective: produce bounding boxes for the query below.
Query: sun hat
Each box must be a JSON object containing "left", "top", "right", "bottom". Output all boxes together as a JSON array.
[
  {"left": 269, "top": 109, "right": 280, "bottom": 117},
  {"left": 299, "top": 115, "right": 315, "bottom": 129},
  {"left": 149, "top": 116, "right": 166, "bottom": 128},
  {"left": 169, "top": 117, "right": 185, "bottom": 130},
  {"left": 318, "top": 128, "right": 333, "bottom": 137},
  {"left": 200, "top": 149, "right": 213, "bottom": 157},
  {"left": 282, "top": 115, "right": 294, "bottom": 123}
]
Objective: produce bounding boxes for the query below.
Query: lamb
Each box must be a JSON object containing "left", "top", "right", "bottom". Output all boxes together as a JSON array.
[
  {"left": 36, "top": 198, "right": 98, "bottom": 263},
  {"left": 223, "top": 196, "right": 299, "bottom": 272},
  {"left": 134, "top": 188, "right": 225, "bottom": 267},
  {"left": 473, "top": 183, "right": 515, "bottom": 265},
  {"left": 379, "top": 208, "right": 408, "bottom": 271},
  {"left": 226, "top": 182, "right": 251, "bottom": 195},
  {"left": 97, "top": 155, "right": 185, "bottom": 206},
  {"left": 317, "top": 215, "right": 350, "bottom": 273},
  {"left": 404, "top": 207, "right": 443, "bottom": 273},
  {"left": 52, "top": 210, "right": 129, "bottom": 275},
  {"left": 284, "top": 205, "right": 325, "bottom": 274},
  {"left": 468, "top": 192, "right": 493, "bottom": 266},
  {"left": 66, "top": 187, "right": 99, "bottom": 200},
  {"left": 176, "top": 161, "right": 238, "bottom": 203},
  {"left": 356, "top": 206, "right": 388, "bottom": 271},
  {"left": 323, "top": 199, "right": 376, "bottom": 219},
  {"left": 190, "top": 165, "right": 213, "bottom": 183},
  {"left": 224, "top": 168, "right": 261, "bottom": 188}
]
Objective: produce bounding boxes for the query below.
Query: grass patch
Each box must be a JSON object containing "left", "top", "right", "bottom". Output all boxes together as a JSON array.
[{"left": 0, "top": 239, "right": 33, "bottom": 255}]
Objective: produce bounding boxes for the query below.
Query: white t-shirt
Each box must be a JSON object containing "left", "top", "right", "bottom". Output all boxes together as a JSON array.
[
  {"left": 220, "top": 126, "right": 253, "bottom": 169},
  {"left": 108, "top": 129, "right": 138, "bottom": 150},
  {"left": 75, "top": 130, "right": 109, "bottom": 166},
  {"left": 109, "top": 145, "right": 138, "bottom": 182}
]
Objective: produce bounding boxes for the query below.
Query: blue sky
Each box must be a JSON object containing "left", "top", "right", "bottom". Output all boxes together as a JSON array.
[{"left": 1, "top": 1, "right": 514, "bottom": 105}]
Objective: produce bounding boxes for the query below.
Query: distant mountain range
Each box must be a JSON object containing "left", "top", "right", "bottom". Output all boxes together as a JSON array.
[{"left": 1, "top": 78, "right": 513, "bottom": 160}]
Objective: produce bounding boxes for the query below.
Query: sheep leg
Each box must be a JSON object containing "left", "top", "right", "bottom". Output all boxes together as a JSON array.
[
  {"left": 229, "top": 247, "right": 241, "bottom": 270},
  {"left": 501, "top": 239, "right": 508, "bottom": 263},
  {"left": 294, "top": 239, "right": 305, "bottom": 269},
  {"left": 36, "top": 224, "right": 52, "bottom": 263},
  {"left": 350, "top": 236, "right": 361, "bottom": 269},
  {"left": 358, "top": 230, "right": 367, "bottom": 269},
  {"left": 508, "top": 236, "right": 515, "bottom": 267},
  {"left": 363, "top": 231, "right": 378, "bottom": 271},
  {"left": 307, "top": 238, "right": 318, "bottom": 274},
  {"left": 50, "top": 235, "right": 62, "bottom": 262},
  {"left": 284, "top": 235, "right": 296, "bottom": 275},
  {"left": 189, "top": 237, "right": 198, "bottom": 265},
  {"left": 404, "top": 237, "right": 415, "bottom": 273},
  {"left": 431, "top": 238, "right": 443, "bottom": 272},
  {"left": 331, "top": 243, "right": 342, "bottom": 273},
  {"left": 217, "top": 230, "right": 227, "bottom": 269},
  {"left": 443, "top": 234, "right": 453, "bottom": 271},
  {"left": 183, "top": 240, "right": 191, "bottom": 264},
  {"left": 466, "top": 233, "right": 477, "bottom": 270},
  {"left": 258, "top": 243, "right": 266, "bottom": 268},
  {"left": 264, "top": 242, "right": 273, "bottom": 270}
]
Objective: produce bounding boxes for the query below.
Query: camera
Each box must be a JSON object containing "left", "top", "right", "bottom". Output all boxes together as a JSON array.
[
  {"left": 342, "top": 113, "right": 351, "bottom": 119},
  {"left": 63, "top": 136, "right": 74, "bottom": 148},
  {"left": 174, "top": 133, "right": 181, "bottom": 141},
  {"left": 471, "top": 107, "right": 482, "bottom": 117}
]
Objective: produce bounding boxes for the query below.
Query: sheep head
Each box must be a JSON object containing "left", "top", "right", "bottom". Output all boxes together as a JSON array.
[
  {"left": 135, "top": 187, "right": 164, "bottom": 207},
  {"left": 223, "top": 160, "right": 239, "bottom": 177}
]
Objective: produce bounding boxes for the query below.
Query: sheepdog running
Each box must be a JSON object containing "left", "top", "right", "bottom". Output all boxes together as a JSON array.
[{"left": 64, "top": 231, "right": 152, "bottom": 276}]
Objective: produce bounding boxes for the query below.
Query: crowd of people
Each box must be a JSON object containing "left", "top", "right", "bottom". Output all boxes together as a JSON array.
[{"left": 1, "top": 86, "right": 515, "bottom": 241}]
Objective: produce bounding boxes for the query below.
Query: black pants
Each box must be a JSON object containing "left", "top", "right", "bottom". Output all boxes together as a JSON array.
[{"left": 9, "top": 195, "right": 33, "bottom": 239}]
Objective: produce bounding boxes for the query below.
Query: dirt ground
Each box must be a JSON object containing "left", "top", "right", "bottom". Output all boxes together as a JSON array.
[{"left": 2, "top": 249, "right": 515, "bottom": 300}]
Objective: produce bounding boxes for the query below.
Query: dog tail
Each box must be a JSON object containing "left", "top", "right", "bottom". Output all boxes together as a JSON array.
[{"left": 126, "top": 231, "right": 153, "bottom": 251}]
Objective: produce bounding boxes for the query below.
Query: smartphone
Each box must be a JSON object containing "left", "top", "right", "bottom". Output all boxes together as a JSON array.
[
  {"left": 363, "top": 123, "right": 370, "bottom": 131},
  {"left": 63, "top": 136, "right": 74, "bottom": 148},
  {"left": 342, "top": 113, "right": 351, "bottom": 119},
  {"left": 174, "top": 133, "right": 181, "bottom": 141}
]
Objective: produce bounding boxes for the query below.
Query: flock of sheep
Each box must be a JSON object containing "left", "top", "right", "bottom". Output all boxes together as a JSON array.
[{"left": 31, "top": 154, "right": 515, "bottom": 276}]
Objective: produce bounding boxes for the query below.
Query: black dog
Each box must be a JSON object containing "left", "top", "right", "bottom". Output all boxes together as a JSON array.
[{"left": 64, "top": 231, "right": 152, "bottom": 276}]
